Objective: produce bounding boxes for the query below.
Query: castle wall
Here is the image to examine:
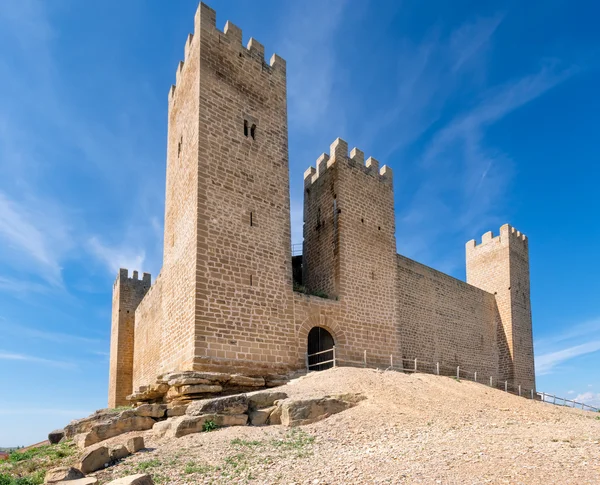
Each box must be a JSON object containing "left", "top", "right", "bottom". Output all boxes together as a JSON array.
[
  {"left": 396, "top": 255, "right": 501, "bottom": 378},
  {"left": 108, "top": 270, "right": 151, "bottom": 407},
  {"left": 132, "top": 274, "right": 164, "bottom": 387}
]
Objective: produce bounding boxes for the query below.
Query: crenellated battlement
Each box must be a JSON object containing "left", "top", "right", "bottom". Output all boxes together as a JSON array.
[
  {"left": 303, "top": 137, "right": 393, "bottom": 187},
  {"left": 114, "top": 268, "right": 151, "bottom": 288},
  {"left": 466, "top": 224, "right": 528, "bottom": 254},
  {"left": 168, "top": 2, "right": 286, "bottom": 102}
]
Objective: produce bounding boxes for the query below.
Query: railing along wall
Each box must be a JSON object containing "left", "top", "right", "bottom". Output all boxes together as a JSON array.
[{"left": 305, "top": 348, "right": 600, "bottom": 413}]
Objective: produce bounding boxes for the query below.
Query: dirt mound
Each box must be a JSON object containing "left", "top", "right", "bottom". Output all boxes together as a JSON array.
[{"left": 91, "top": 368, "right": 600, "bottom": 484}]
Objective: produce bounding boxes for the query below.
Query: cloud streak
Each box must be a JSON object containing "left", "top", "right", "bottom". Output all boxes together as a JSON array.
[
  {"left": 535, "top": 340, "right": 600, "bottom": 375},
  {"left": 0, "top": 351, "right": 76, "bottom": 369}
]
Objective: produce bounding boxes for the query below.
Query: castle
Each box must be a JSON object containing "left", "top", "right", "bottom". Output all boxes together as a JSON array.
[{"left": 108, "top": 2, "right": 535, "bottom": 407}]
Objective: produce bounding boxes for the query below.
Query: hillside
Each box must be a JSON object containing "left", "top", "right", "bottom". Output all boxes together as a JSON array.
[{"left": 5, "top": 367, "right": 600, "bottom": 484}]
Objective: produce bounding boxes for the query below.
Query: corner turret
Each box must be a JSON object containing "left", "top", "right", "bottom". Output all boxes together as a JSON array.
[{"left": 466, "top": 224, "right": 535, "bottom": 390}]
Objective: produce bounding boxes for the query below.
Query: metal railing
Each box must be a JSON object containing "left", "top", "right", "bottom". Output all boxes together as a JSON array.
[
  {"left": 305, "top": 348, "right": 600, "bottom": 413},
  {"left": 292, "top": 243, "right": 303, "bottom": 256}
]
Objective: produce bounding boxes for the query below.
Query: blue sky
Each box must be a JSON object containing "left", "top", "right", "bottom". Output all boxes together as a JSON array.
[{"left": 1, "top": 0, "right": 599, "bottom": 446}]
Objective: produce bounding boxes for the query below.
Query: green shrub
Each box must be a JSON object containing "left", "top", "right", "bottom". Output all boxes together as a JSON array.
[{"left": 202, "top": 420, "right": 217, "bottom": 432}]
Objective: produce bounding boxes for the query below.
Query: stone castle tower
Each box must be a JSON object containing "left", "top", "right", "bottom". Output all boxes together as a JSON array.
[{"left": 108, "top": 2, "right": 535, "bottom": 407}]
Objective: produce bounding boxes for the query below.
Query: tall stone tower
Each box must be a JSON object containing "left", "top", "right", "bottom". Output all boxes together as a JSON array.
[
  {"left": 466, "top": 224, "right": 535, "bottom": 390},
  {"left": 108, "top": 270, "right": 151, "bottom": 407},
  {"left": 158, "top": 2, "right": 296, "bottom": 376},
  {"left": 302, "top": 139, "right": 400, "bottom": 365}
]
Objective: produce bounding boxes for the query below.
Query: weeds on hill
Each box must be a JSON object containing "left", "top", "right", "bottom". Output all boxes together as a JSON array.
[
  {"left": 0, "top": 441, "right": 76, "bottom": 485},
  {"left": 202, "top": 420, "right": 218, "bottom": 432},
  {"left": 137, "top": 459, "right": 162, "bottom": 472}
]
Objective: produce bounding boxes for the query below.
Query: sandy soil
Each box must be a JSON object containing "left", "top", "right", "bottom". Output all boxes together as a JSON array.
[{"left": 92, "top": 367, "right": 600, "bottom": 484}]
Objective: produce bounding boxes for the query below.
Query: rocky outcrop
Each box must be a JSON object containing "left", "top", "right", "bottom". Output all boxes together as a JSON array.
[
  {"left": 127, "top": 371, "right": 291, "bottom": 405},
  {"left": 134, "top": 404, "right": 166, "bottom": 419},
  {"left": 48, "top": 429, "right": 65, "bottom": 445},
  {"left": 109, "top": 444, "right": 130, "bottom": 461},
  {"left": 105, "top": 474, "right": 154, "bottom": 485},
  {"left": 44, "top": 466, "right": 84, "bottom": 483},
  {"left": 79, "top": 446, "right": 110, "bottom": 474},
  {"left": 74, "top": 415, "right": 155, "bottom": 449},
  {"left": 186, "top": 394, "right": 248, "bottom": 416},
  {"left": 279, "top": 394, "right": 365, "bottom": 427},
  {"left": 125, "top": 436, "right": 145, "bottom": 453}
]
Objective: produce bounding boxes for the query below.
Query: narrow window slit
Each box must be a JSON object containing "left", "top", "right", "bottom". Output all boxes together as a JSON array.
[
  {"left": 243, "top": 120, "right": 248, "bottom": 137},
  {"left": 250, "top": 124, "right": 256, "bottom": 140}
]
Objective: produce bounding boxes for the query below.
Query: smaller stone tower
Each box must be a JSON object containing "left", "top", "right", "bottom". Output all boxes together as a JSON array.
[
  {"left": 466, "top": 224, "right": 535, "bottom": 390},
  {"left": 108, "top": 269, "right": 151, "bottom": 407},
  {"left": 302, "top": 138, "right": 400, "bottom": 366}
]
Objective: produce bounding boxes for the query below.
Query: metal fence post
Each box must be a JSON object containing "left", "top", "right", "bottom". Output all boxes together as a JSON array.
[
  {"left": 518, "top": 385, "right": 521, "bottom": 397},
  {"left": 305, "top": 352, "right": 309, "bottom": 372},
  {"left": 530, "top": 389, "right": 534, "bottom": 400},
  {"left": 474, "top": 371, "right": 477, "bottom": 382},
  {"left": 553, "top": 395, "right": 556, "bottom": 404},
  {"left": 390, "top": 354, "right": 393, "bottom": 369},
  {"left": 505, "top": 381, "right": 508, "bottom": 392},
  {"left": 436, "top": 362, "right": 439, "bottom": 375},
  {"left": 333, "top": 346, "right": 336, "bottom": 367},
  {"left": 490, "top": 376, "right": 493, "bottom": 387},
  {"left": 456, "top": 366, "right": 460, "bottom": 379},
  {"left": 363, "top": 350, "right": 367, "bottom": 367},
  {"left": 414, "top": 358, "right": 417, "bottom": 372}
]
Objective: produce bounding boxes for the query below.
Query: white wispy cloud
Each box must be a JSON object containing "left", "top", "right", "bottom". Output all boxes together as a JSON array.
[
  {"left": 574, "top": 392, "right": 600, "bottom": 409},
  {"left": 0, "top": 321, "right": 104, "bottom": 346},
  {"left": 0, "top": 351, "right": 76, "bottom": 369},
  {"left": 88, "top": 236, "right": 146, "bottom": 275},
  {"left": 535, "top": 340, "right": 600, "bottom": 375},
  {"left": 0, "top": 191, "right": 73, "bottom": 286}
]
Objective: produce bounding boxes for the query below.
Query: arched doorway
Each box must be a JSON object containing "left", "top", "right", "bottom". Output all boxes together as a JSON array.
[{"left": 307, "top": 326, "right": 335, "bottom": 371}]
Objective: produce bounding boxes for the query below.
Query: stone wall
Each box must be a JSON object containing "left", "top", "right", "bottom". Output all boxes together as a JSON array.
[
  {"left": 466, "top": 225, "right": 535, "bottom": 389},
  {"left": 396, "top": 255, "right": 501, "bottom": 379},
  {"left": 108, "top": 270, "right": 151, "bottom": 407}
]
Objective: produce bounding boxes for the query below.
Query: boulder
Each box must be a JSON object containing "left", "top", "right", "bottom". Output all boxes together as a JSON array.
[
  {"left": 265, "top": 374, "right": 289, "bottom": 387},
  {"left": 64, "top": 409, "right": 119, "bottom": 438},
  {"left": 170, "top": 416, "right": 205, "bottom": 438},
  {"left": 268, "top": 405, "right": 282, "bottom": 425},
  {"left": 79, "top": 445, "right": 110, "bottom": 474},
  {"left": 248, "top": 406, "right": 276, "bottom": 426},
  {"left": 125, "top": 436, "right": 145, "bottom": 453},
  {"left": 105, "top": 474, "right": 154, "bottom": 485},
  {"left": 109, "top": 444, "right": 130, "bottom": 461},
  {"left": 152, "top": 419, "right": 175, "bottom": 439},
  {"left": 48, "top": 429, "right": 65, "bottom": 445},
  {"left": 44, "top": 466, "right": 84, "bottom": 483},
  {"left": 280, "top": 395, "right": 362, "bottom": 427},
  {"left": 187, "top": 394, "right": 248, "bottom": 416},
  {"left": 229, "top": 375, "right": 265, "bottom": 387},
  {"left": 164, "top": 413, "right": 248, "bottom": 438},
  {"left": 166, "top": 405, "right": 188, "bottom": 417},
  {"left": 55, "top": 478, "right": 98, "bottom": 485},
  {"left": 77, "top": 416, "right": 155, "bottom": 448},
  {"left": 208, "top": 413, "right": 248, "bottom": 427},
  {"left": 135, "top": 404, "right": 166, "bottom": 418},
  {"left": 247, "top": 390, "right": 288, "bottom": 410}
]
